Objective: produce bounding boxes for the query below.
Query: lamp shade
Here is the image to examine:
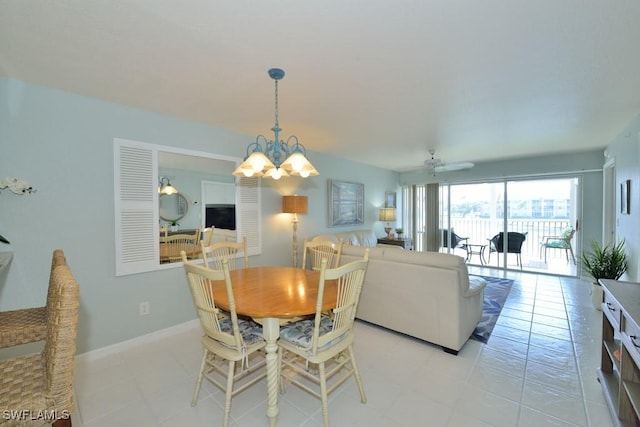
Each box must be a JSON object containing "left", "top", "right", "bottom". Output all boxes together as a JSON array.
[
  {"left": 379, "top": 207, "right": 396, "bottom": 222},
  {"left": 282, "top": 195, "right": 308, "bottom": 214}
]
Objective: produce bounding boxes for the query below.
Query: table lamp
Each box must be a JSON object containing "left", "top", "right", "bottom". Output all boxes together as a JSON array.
[
  {"left": 282, "top": 195, "right": 308, "bottom": 267},
  {"left": 379, "top": 207, "right": 396, "bottom": 238}
]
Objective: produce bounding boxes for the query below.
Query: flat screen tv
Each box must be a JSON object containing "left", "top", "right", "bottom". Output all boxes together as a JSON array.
[{"left": 205, "top": 204, "right": 236, "bottom": 230}]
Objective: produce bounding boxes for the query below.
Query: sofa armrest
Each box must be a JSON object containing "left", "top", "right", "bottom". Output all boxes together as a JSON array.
[{"left": 464, "top": 276, "right": 486, "bottom": 298}]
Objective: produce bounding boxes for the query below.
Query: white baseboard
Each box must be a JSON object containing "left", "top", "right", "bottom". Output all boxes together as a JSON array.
[{"left": 75, "top": 318, "right": 201, "bottom": 363}]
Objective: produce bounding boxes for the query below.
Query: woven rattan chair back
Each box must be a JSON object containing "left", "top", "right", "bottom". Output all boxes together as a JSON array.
[
  {"left": 301, "top": 239, "right": 343, "bottom": 270},
  {"left": 0, "top": 249, "right": 79, "bottom": 427},
  {"left": 0, "top": 249, "right": 68, "bottom": 349},
  {"left": 201, "top": 237, "right": 248, "bottom": 270}
]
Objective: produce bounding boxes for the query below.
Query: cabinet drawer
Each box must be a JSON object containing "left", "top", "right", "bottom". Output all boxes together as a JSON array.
[
  {"left": 603, "top": 291, "right": 622, "bottom": 329},
  {"left": 623, "top": 315, "right": 640, "bottom": 364}
]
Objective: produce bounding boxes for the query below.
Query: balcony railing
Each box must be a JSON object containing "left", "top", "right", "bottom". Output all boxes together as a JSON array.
[{"left": 415, "top": 218, "right": 573, "bottom": 260}]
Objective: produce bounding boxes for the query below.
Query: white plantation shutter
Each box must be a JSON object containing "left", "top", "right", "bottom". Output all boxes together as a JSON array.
[
  {"left": 237, "top": 176, "right": 261, "bottom": 256},
  {"left": 114, "top": 139, "right": 159, "bottom": 276}
]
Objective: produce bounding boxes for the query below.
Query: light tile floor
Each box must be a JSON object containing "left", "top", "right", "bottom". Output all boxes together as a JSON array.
[{"left": 70, "top": 266, "right": 614, "bottom": 426}]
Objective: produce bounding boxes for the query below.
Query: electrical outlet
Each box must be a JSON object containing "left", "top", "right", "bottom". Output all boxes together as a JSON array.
[{"left": 139, "top": 301, "right": 150, "bottom": 316}]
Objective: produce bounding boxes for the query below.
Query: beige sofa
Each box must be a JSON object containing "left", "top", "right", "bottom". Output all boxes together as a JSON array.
[{"left": 311, "top": 230, "right": 486, "bottom": 354}]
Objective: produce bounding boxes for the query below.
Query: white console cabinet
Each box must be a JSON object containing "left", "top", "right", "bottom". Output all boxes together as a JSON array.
[{"left": 599, "top": 279, "right": 640, "bottom": 426}]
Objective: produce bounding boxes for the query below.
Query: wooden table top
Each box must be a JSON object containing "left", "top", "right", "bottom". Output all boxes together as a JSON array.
[{"left": 210, "top": 266, "right": 337, "bottom": 319}]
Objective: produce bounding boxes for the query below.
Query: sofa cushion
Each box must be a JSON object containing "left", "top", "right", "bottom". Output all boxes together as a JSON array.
[
  {"left": 354, "top": 230, "right": 378, "bottom": 246},
  {"left": 311, "top": 230, "right": 378, "bottom": 247}
]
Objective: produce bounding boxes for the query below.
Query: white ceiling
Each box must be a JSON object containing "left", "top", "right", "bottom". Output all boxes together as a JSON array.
[{"left": 2, "top": 1, "right": 640, "bottom": 172}]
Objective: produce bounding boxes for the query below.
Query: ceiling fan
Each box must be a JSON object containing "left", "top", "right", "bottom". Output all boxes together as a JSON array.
[{"left": 423, "top": 148, "right": 474, "bottom": 175}]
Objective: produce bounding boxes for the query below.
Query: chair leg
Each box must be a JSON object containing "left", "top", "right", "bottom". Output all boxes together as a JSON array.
[
  {"left": 222, "top": 360, "right": 236, "bottom": 427},
  {"left": 191, "top": 349, "right": 208, "bottom": 406},
  {"left": 569, "top": 247, "right": 576, "bottom": 265},
  {"left": 278, "top": 347, "right": 286, "bottom": 394},
  {"left": 348, "top": 345, "right": 367, "bottom": 404},
  {"left": 318, "top": 362, "right": 330, "bottom": 427},
  {"left": 52, "top": 418, "right": 72, "bottom": 427}
]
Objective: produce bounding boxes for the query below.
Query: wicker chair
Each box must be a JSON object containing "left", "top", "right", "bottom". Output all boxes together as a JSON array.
[
  {"left": 278, "top": 250, "right": 370, "bottom": 427},
  {"left": 0, "top": 249, "right": 80, "bottom": 427},
  {"left": 487, "top": 231, "right": 528, "bottom": 268},
  {"left": 301, "top": 239, "right": 344, "bottom": 270},
  {"left": 181, "top": 252, "right": 265, "bottom": 427},
  {"left": 0, "top": 250, "right": 67, "bottom": 349},
  {"left": 439, "top": 228, "right": 469, "bottom": 257},
  {"left": 201, "top": 237, "right": 248, "bottom": 270}
]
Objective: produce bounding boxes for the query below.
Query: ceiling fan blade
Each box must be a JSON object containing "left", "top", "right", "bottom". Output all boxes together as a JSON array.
[{"left": 434, "top": 162, "right": 475, "bottom": 172}]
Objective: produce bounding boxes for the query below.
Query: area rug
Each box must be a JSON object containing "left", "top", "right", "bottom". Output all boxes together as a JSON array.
[{"left": 470, "top": 275, "right": 514, "bottom": 344}]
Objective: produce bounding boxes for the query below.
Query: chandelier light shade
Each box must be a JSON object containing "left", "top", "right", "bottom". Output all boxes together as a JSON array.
[
  {"left": 379, "top": 207, "right": 396, "bottom": 238},
  {"left": 233, "top": 68, "right": 319, "bottom": 180},
  {"left": 159, "top": 176, "right": 178, "bottom": 195}
]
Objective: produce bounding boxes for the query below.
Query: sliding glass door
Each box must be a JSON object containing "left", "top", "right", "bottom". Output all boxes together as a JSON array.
[{"left": 409, "top": 176, "right": 581, "bottom": 276}]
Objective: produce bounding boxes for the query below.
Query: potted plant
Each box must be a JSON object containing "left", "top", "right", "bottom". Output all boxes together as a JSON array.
[
  {"left": 395, "top": 227, "right": 404, "bottom": 238},
  {"left": 581, "top": 239, "right": 627, "bottom": 310}
]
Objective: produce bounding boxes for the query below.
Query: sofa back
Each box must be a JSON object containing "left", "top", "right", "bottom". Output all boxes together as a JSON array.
[
  {"left": 310, "top": 229, "right": 378, "bottom": 247},
  {"left": 340, "top": 244, "right": 472, "bottom": 294}
]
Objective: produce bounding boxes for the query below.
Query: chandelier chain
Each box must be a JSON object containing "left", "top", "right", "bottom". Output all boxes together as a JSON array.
[{"left": 274, "top": 79, "right": 279, "bottom": 128}]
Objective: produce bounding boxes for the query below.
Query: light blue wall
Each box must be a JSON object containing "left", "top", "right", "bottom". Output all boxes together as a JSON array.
[
  {"left": 0, "top": 78, "right": 398, "bottom": 353},
  {"left": 605, "top": 113, "right": 640, "bottom": 281},
  {"left": 1, "top": 76, "right": 632, "bottom": 353}
]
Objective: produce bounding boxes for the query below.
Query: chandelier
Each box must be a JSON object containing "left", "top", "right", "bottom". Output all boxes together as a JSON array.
[{"left": 232, "top": 68, "right": 319, "bottom": 180}]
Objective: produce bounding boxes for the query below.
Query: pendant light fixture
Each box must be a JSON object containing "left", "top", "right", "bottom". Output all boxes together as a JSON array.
[{"left": 232, "top": 68, "right": 319, "bottom": 180}]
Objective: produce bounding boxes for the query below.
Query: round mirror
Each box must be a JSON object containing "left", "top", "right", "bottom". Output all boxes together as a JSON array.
[{"left": 159, "top": 193, "right": 188, "bottom": 222}]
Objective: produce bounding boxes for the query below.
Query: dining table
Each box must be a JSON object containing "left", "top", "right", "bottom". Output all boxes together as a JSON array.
[{"left": 210, "top": 266, "right": 337, "bottom": 427}]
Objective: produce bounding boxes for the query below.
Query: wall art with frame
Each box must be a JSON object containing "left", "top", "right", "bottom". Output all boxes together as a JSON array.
[
  {"left": 328, "top": 180, "right": 364, "bottom": 226},
  {"left": 385, "top": 191, "right": 396, "bottom": 208}
]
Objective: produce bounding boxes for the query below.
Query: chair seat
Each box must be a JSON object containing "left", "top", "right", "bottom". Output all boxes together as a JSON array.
[
  {"left": 543, "top": 240, "right": 569, "bottom": 249},
  {"left": 0, "top": 307, "right": 47, "bottom": 349},
  {"left": 280, "top": 316, "right": 347, "bottom": 351},
  {"left": 218, "top": 317, "right": 263, "bottom": 346}
]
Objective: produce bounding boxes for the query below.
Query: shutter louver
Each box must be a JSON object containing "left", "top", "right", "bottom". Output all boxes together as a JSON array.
[
  {"left": 114, "top": 140, "right": 158, "bottom": 276},
  {"left": 237, "top": 177, "right": 261, "bottom": 256}
]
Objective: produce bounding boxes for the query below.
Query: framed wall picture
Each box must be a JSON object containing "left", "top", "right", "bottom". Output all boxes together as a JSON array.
[
  {"left": 385, "top": 191, "right": 396, "bottom": 208},
  {"left": 328, "top": 180, "right": 364, "bottom": 227},
  {"left": 621, "top": 179, "right": 631, "bottom": 214}
]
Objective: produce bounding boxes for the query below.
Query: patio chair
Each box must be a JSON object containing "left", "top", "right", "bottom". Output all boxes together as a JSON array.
[
  {"left": 487, "top": 232, "right": 527, "bottom": 268},
  {"left": 540, "top": 227, "right": 576, "bottom": 264},
  {"left": 439, "top": 228, "right": 469, "bottom": 257}
]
